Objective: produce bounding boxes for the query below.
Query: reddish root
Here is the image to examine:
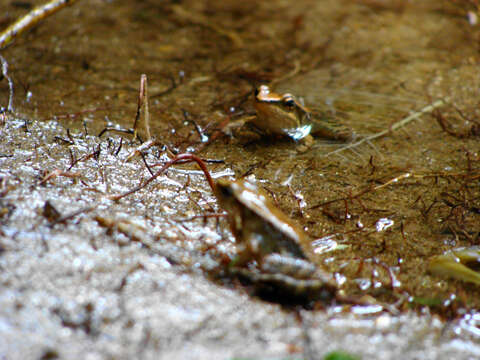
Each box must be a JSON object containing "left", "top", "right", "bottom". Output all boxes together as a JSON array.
[{"left": 109, "top": 153, "right": 216, "bottom": 201}]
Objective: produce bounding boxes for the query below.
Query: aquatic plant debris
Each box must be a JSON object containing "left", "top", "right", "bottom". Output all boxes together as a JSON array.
[{"left": 428, "top": 247, "right": 480, "bottom": 286}]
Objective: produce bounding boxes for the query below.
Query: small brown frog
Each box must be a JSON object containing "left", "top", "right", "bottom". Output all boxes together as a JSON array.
[
  {"left": 249, "top": 85, "right": 354, "bottom": 149},
  {"left": 214, "top": 178, "right": 337, "bottom": 301}
]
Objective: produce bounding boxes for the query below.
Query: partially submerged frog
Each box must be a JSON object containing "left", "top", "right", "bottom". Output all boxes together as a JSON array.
[
  {"left": 214, "top": 178, "right": 337, "bottom": 301},
  {"left": 235, "top": 85, "right": 354, "bottom": 150}
]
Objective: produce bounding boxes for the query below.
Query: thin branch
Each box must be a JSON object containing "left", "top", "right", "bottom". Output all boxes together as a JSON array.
[
  {"left": 171, "top": 5, "right": 243, "bottom": 48},
  {"left": 48, "top": 206, "right": 95, "bottom": 227},
  {"left": 322, "top": 99, "right": 446, "bottom": 157},
  {"left": 0, "top": 0, "right": 80, "bottom": 49}
]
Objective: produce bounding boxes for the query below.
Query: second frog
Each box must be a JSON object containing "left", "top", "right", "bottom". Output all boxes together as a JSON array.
[{"left": 242, "top": 85, "right": 355, "bottom": 149}]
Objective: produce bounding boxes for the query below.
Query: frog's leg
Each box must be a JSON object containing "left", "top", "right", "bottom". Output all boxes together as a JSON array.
[
  {"left": 261, "top": 253, "right": 317, "bottom": 279},
  {"left": 223, "top": 115, "right": 256, "bottom": 137},
  {"left": 230, "top": 267, "right": 337, "bottom": 301},
  {"left": 228, "top": 243, "right": 255, "bottom": 268},
  {"left": 310, "top": 114, "right": 355, "bottom": 141}
]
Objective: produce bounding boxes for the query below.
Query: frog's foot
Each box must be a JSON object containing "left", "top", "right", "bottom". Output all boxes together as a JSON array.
[
  {"left": 227, "top": 246, "right": 257, "bottom": 269},
  {"left": 284, "top": 135, "right": 315, "bottom": 153},
  {"left": 295, "top": 134, "right": 314, "bottom": 153}
]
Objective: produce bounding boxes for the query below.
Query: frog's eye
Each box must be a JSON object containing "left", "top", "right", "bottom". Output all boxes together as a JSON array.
[
  {"left": 282, "top": 95, "right": 296, "bottom": 108},
  {"left": 218, "top": 185, "right": 234, "bottom": 198}
]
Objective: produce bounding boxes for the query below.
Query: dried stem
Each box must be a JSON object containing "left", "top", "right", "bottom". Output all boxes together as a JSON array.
[
  {"left": 323, "top": 99, "right": 446, "bottom": 157},
  {"left": 0, "top": 0, "right": 80, "bottom": 49},
  {"left": 133, "top": 74, "right": 151, "bottom": 141},
  {"left": 0, "top": 55, "right": 14, "bottom": 112}
]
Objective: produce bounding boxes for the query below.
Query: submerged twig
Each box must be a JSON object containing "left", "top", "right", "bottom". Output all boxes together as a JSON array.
[
  {"left": 95, "top": 215, "right": 180, "bottom": 265},
  {"left": 433, "top": 107, "right": 480, "bottom": 138},
  {"left": 49, "top": 206, "right": 95, "bottom": 227},
  {"left": 124, "top": 138, "right": 162, "bottom": 162},
  {"left": 171, "top": 5, "right": 244, "bottom": 47},
  {"left": 98, "top": 126, "right": 135, "bottom": 139},
  {"left": 270, "top": 60, "right": 301, "bottom": 88},
  {"left": 322, "top": 99, "right": 446, "bottom": 157},
  {"left": 47, "top": 107, "right": 106, "bottom": 121},
  {"left": 66, "top": 145, "right": 101, "bottom": 171},
  {"left": 176, "top": 213, "right": 227, "bottom": 222},
  {"left": 39, "top": 169, "right": 82, "bottom": 185},
  {"left": 0, "top": 0, "right": 80, "bottom": 49},
  {"left": 311, "top": 169, "right": 480, "bottom": 210}
]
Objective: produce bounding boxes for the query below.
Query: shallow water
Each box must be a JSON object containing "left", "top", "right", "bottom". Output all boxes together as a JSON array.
[{"left": 1, "top": 1, "right": 480, "bottom": 359}]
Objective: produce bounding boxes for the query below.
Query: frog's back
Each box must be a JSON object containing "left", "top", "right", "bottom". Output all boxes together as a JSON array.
[{"left": 230, "top": 180, "right": 310, "bottom": 258}]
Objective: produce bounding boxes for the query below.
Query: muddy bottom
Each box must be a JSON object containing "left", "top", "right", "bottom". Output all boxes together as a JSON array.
[{"left": 1, "top": 1, "right": 480, "bottom": 359}]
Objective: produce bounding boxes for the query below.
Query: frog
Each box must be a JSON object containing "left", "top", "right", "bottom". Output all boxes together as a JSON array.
[
  {"left": 236, "top": 85, "right": 354, "bottom": 150},
  {"left": 214, "top": 178, "right": 337, "bottom": 301}
]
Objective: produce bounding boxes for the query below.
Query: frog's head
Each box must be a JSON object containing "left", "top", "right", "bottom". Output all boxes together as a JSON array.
[
  {"left": 214, "top": 178, "right": 263, "bottom": 216},
  {"left": 214, "top": 178, "right": 249, "bottom": 236},
  {"left": 254, "top": 85, "right": 311, "bottom": 130},
  {"left": 214, "top": 178, "right": 240, "bottom": 214}
]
